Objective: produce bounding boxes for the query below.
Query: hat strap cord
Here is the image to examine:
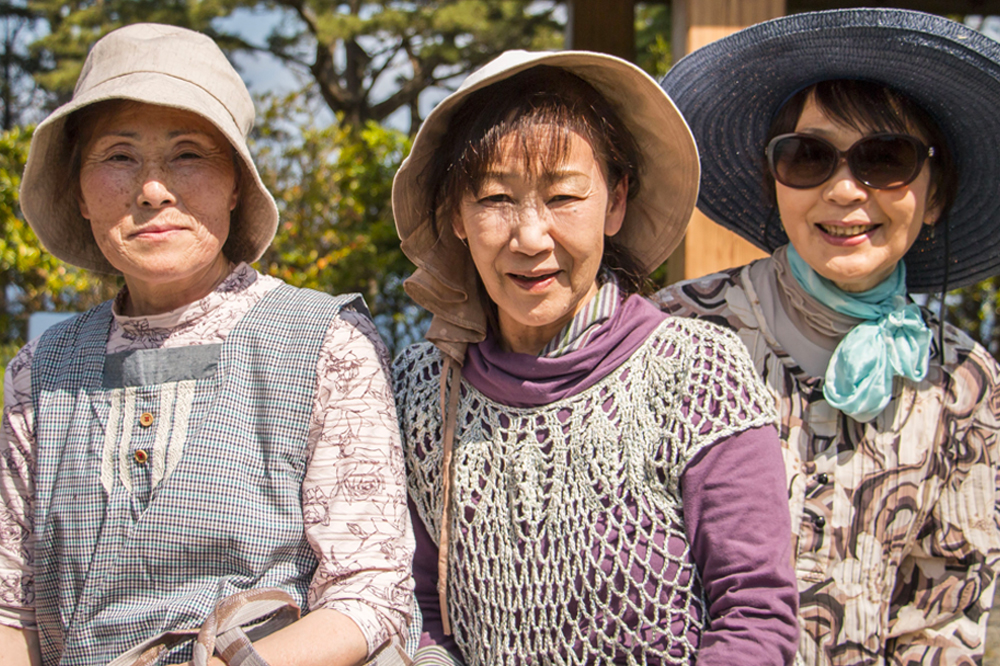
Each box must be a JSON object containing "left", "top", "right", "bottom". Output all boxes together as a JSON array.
[
  {"left": 436, "top": 355, "right": 462, "bottom": 636},
  {"left": 937, "top": 217, "right": 950, "bottom": 354}
]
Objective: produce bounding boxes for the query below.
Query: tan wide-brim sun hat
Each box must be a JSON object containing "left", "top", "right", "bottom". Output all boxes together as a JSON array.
[
  {"left": 392, "top": 50, "right": 700, "bottom": 363},
  {"left": 19, "top": 22, "right": 278, "bottom": 274}
]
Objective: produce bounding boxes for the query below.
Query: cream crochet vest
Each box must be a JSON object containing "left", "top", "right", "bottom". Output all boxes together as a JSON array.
[{"left": 394, "top": 318, "right": 776, "bottom": 665}]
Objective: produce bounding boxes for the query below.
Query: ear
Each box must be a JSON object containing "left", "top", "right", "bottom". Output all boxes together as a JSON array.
[
  {"left": 604, "top": 176, "right": 628, "bottom": 237},
  {"left": 229, "top": 162, "right": 241, "bottom": 211},
  {"left": 78, "top": 191, "right": 91, "bottom": 221},
  {"left": 923, "top": 196, "right": 944, "bottom": 227},
  {"left": 451, "top": 215, "right": 468, "bottom": 242}
]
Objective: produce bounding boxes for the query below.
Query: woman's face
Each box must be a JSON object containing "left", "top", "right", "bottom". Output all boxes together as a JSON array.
[
  {"left": 453, "top": 129, "right": 627, "bottom": 355},
  {"left": 776, "top": 96, "right": 941, "bottom": 292},
  {"left": 77, "top": 103, "right": 238, "bottom": 313}
]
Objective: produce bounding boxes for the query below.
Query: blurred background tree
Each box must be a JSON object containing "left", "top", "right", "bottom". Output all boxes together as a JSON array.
[
  {"left": 0, "top": 0, "right": 997, "bottom": 369},
  {"left": 0, "top": 0, "right": 564, "bottom": 365}
]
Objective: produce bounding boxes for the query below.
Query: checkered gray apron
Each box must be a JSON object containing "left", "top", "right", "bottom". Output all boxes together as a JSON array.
[{"left": 30, "top": 284, "right": 365, "bottom": 666}]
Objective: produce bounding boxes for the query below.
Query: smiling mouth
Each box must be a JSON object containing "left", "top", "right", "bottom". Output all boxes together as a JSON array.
[
  {"left": 509, "top": 271, "right": 558, "bottom": 286},
  {"left": 820, "top": 224, "right": 878, "bottom": 238}
]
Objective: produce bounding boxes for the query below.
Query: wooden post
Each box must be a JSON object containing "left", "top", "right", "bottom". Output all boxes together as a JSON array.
[
  {"left": 666, "top": 0, "right": 785, "bottom": 285},
  {"left": 566, "top": 0, "right": 636, "bottom": 61}
]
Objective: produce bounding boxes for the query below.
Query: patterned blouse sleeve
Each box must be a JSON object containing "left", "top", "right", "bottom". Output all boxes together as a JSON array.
[
  {"left": 0, "top": 340, "right": 39, "bottom": 630},
  {"left": 886, "top": 343, "right": 1000, "bottom": 663},
  {"left": 301, "top": 309, "right": 415, "bottom": 657}
]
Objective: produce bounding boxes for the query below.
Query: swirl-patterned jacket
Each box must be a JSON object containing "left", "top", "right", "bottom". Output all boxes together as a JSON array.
[{"left": 655, "top": 261, "right": 1000, "bottom": 666}]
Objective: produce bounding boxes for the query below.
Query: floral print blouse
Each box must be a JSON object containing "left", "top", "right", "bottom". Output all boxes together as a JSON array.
[
  {"left": 655, "top": 258, "right": 1000, "bottom": 666},
  {"left": 0, "top": 263, "right": 414, "bottom": 657}
]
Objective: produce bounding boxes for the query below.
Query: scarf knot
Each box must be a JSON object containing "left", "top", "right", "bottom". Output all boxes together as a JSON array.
[{"left": 787, "top": 245, "right": 931, "bottom": 422}]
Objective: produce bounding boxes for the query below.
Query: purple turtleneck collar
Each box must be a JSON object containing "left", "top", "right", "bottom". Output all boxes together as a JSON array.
[{"left": 463, "top": 294, "right": 669, "bottom": 408}]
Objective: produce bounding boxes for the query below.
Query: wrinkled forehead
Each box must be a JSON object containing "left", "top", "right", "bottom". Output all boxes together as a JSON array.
[
  {"left": 474, "top": 122, "right": 601, "bottom": 184},
  {"left": 70, "top": 99, "right": 234, "bottom": 151}
]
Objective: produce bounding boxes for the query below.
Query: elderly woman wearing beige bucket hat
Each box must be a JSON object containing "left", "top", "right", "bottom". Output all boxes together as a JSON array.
[
  {"left": 391, "top": 50, "right": 799, "bottom": 665},
  {"left": 0, "top": 23, "right": 412, "bottom": 666}
]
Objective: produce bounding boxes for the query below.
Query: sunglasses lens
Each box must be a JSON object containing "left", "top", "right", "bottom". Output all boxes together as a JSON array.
[
  {"left": 850, "top": 136, "right": 921, "bottom": 189},
  {"left": 770, "top": 136, "right": 836, "bottom": 188}
]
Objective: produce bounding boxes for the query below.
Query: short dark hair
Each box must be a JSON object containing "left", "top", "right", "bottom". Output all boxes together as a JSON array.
[
  {"left": 425, "top": 65, "right": 648, "bottom": 327},
  {"left": 765, "top": 79, "right": 957, "bottom": 216}
]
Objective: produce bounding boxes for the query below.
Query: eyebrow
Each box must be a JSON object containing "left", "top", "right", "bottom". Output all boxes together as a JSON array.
[
  {"left": 92, "top": 129, "right": 215, "bottom": 141},
  {"left": 481, "top": 168, "right": 590, "bottom": 183}
]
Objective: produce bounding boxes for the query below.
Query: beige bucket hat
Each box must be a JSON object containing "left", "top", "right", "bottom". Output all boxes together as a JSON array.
[
  {"left": 392, "top": 50, "right": 699, "bottom": 363},
  {"left": 19, "top": 22, "right": 278, "bottom": 273}
]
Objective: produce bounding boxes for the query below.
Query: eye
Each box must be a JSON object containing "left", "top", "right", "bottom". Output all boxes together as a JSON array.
[
  {"left": 479, "top": 193, "right": 512, "bottom": 204},
  {"left": 548, "top": 194, "right": 578, "bottom": 203}
]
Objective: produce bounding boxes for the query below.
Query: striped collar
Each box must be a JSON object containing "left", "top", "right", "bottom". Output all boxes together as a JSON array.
[{"left": 539, "top": 272, "right": 622, "bottom": 358}]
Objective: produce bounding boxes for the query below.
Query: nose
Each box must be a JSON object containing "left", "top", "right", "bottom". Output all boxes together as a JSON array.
[
  {"left": 508, "top": 203, "right": 555, "bottom": 255},
  {"left": 823, "top": 161, "right": 868, "bottom": 205},
  {"left": 137, "top": 164, "right": 177, "bottom": 209}
]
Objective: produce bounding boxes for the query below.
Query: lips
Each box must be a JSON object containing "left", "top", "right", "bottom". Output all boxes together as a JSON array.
[
  {"left": 129, "top": 224, "right": 186, "bottom": 239},
  {"left": 508, "top": 270, "right": 559, "bottom": 289}
]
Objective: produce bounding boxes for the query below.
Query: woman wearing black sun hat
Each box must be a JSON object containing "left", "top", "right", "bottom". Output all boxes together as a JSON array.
[{"left": 655, "top": 8, "right": 1000, "bottom": 666}]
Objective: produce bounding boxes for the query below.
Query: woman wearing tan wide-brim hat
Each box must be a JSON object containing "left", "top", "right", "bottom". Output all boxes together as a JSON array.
[
  {"left": 0, "top": 23, "right": 412, "bottom": 666},
  {"left": 390, "top": 50, "right": 799, "bottom": 664}
]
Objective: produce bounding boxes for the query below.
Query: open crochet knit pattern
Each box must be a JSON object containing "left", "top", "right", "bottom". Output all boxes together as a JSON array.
[{"left": 394, "top": 317, "right": 777, "bottom": 665}]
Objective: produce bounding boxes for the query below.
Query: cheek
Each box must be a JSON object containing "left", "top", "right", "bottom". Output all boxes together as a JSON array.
[
  {"left": 775, "top": 186, "right": 810, "bottom": 222},
  {"left": 79, "top": 171, "right": 130, "bottom": 217}
]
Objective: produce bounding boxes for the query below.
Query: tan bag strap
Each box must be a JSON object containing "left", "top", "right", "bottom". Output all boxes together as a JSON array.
[
  {"left": 365, "top": 636, "right": 413, "bottom": 666},
  {"left": 108, "top": 588, "right": 300, "bottom": 666}
]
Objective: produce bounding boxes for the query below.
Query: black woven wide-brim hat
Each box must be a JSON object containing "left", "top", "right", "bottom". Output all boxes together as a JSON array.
[{"left": 661, "top": 8, "right": 1000, "bottom": 292}]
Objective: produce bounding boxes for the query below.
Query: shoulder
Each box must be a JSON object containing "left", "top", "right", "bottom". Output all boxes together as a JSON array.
[
  {"left": 643, "top": 317, "right": 777, "bottom": 465},
  {"left": 318, "top": 307, "right": 392, "bottom": 375},
  {"left": 390, "top": 342, "right": 444, "bottom": 405},
  {"left": 643, "top": 316, "right": 775, "bottom": 416},
  {"left": 931, "top": 317, "right": 1000, "bottom": 416},
  {"left": 921, "top": 307, "right": 1000, "bottom": 391},
  {"left": 392, "top": 342, "right": 441, "bottom": 378},
  {"left": 4, "top": 339, "right": 40, "bottom": 407},
  {"left": 650, "top": 314, "right": 758, "bottom": 373},
  {"left": 652, "top": 265, "right": 756, "bottom": 334}
]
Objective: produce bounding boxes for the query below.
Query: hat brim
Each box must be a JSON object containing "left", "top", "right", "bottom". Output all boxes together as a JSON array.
[
  {"left": 662, "top": 8, "right": 1000, "bottom": 292},
  {"left": 20, "top": 72, "right": 277, "bottom": 273},
  {"left": 393, "top": 50, "right": 699, "bottom": 348}
]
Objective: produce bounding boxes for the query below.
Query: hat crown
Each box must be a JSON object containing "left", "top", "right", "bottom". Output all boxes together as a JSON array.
[{"left": 77, "top": 23, "right": 254, "bottom": 137}]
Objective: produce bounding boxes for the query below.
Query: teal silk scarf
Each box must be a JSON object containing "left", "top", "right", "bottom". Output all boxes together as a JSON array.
[{"left": 786, "top": 245, "right": 931, "bottom": 422}]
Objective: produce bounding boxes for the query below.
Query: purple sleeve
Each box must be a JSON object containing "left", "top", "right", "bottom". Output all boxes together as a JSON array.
[
  {"left": 410, "top": 499, "right": 463, "bottom": 659},
  {"left": 681, "top": 425, "right": 800, "bottom": 666}
]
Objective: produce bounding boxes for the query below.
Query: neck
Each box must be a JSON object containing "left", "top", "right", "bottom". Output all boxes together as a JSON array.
[
  {"left": 122, "top": 256, "right": 234, "bottom": 317},
  {"left": 497, "top": 281, "right": 601, "bottom": 355}
]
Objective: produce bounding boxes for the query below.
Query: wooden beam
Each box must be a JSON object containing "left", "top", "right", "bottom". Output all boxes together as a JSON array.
[
  {"left": 667, "top": 0, "right": 782, "bottom": 284},
  {"left": 566, "top": 0, "right": 636, "bottom": 61},
  {"left": 789, "top": 0, "right": 1000, "bottom": 13}
]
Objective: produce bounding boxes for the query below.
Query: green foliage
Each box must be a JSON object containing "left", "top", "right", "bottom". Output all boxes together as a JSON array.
[
  {"left": 259, "top": 0, "right": 563, "bottom": 127},
  {"left": 0, "top": 126, "right": 119, "bottom": 344},
  {"left": 253, "top": 91, "right": 423, "bottom": 355},
  {"left": 18, "top": 0, "right": 563, "bottom": 128},
  {"left": 927, "top": 277, "right": 1000, "bottom": 360},
  {"left": 26, "top": 0, "right": 229, "bottom": 104},
  {"left": 0, "top": 340, "right": 21, "bottom": 403},
  {"left": 636, "top": 2, "right": 672, "bottom": 81}
]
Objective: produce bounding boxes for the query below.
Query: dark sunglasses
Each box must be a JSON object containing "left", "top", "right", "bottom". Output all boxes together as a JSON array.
[{"left": 766, "top": 133, "right": 935, "bottom": 190}]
